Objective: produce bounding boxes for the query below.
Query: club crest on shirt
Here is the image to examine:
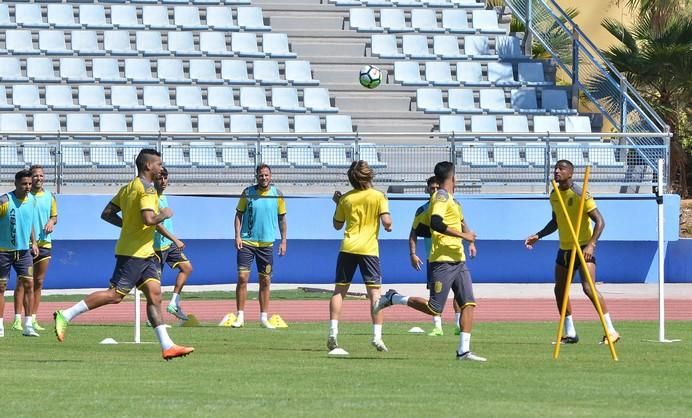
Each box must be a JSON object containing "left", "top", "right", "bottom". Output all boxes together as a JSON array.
[{"left": 568, "top": 197, "right": 574, "bottom": 206}]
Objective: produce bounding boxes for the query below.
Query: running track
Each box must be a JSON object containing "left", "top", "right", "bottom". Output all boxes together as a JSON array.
[{"left": 17, "top": 298, "right": 692, "bottom": 324}]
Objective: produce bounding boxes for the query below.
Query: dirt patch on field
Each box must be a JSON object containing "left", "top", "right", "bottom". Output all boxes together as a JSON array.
[{"left": 681, "top": 200, "right": 692, "bottom": 238}]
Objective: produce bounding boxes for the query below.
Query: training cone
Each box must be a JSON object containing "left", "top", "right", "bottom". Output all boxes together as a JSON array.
[
  {"left": 269, "top": 314, "right": 288, "bottom": 328},
  {"left": 218, "top": 313, "right": 237, "bottom": 327},
  {"left": 180, "top": 314, "right": 200, "bottom": 327},
  {"left": 408, "top": 326, "right": 425, "bottom": 334},
  {"left": 100, "top": 338, "right": 118, "bottom": 345},
  {"left": 328, "top": 348, "right": 349, "bottom": 356}
]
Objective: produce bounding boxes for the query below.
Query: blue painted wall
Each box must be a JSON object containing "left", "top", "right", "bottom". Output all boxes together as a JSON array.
[{"left": 4, "top": 193, "right": 686, "bottom": 289}]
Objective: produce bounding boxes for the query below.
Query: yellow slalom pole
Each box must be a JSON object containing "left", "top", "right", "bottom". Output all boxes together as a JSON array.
[
  {"left": 551, "top": 178, "right": 618, "bottom": 361},
  {"left": 553, "top": 166, "right": 591, "bottom": 359}
]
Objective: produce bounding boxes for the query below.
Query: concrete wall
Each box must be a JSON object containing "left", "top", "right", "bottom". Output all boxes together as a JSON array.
[{"left": 556, "top": 0, "right": 636, "bottom": 49}]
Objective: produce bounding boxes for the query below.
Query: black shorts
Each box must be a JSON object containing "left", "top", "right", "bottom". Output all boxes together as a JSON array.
[
  {"left": 33, "top": 246, "right": 52, "bottom": 265},
  {"left": 427, "top": 261, "right": 476, "bottom": 315},
  {"left": 556, "top": 246, "right": 596, "bottom": 270},
  {"left": 425, "top": 260, "right": 432, "bottom": 290},
  {"left": 109, "top": 255, "right": 161, "bottom": 296},
  {"left": 0, "top": 250, "right": 34, "bottom": 282},
  {"left": 335, "top": 252, "right": 382, "bottom": 288},
  {"left": 156, "top": 243, "right": 190, "bottom": 270},
  {"left": 237, "top": 244, "right": 273, "bottom": 277}
]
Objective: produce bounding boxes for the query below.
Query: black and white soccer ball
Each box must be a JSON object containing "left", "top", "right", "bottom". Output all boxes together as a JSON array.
[{"left": 359, "top": 65, "right": 382, "bottom": 89}]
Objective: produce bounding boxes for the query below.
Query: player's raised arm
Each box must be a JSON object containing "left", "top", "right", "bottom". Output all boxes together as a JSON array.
[
  {"left": 525, "top": 212, "right": 558, "bottom": 249},
  {"left": 101, "top": 202, "right": 123, "bottom": 228}
]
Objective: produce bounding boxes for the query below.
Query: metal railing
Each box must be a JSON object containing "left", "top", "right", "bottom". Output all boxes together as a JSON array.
[{"left": 0, "top": 131, "right": 669, "bottom": 194}]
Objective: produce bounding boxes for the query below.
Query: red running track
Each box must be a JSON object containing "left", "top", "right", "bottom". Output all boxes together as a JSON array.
[{"left": 18, "top": 298, "right": 692, "bottom": 324}]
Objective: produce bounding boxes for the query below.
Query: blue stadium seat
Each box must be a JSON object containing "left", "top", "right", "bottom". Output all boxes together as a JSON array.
[
  {"left": 72, "top": 30, "right": 105, "bottom": 55},
  {"left": 403, "top": 35, "right": 435, "bottom": 59},
  {"left": 488, "top": 62, "right": 518, "bottom": 86},
  {"left": 232, "top": 33, "right": 263, "bottom": 57},
  {"left": 394, "top": 61, "right": 426, "bottom": 86},
  {"left": 0, "top": 87, "right": 12, "bottom": 111},
  {"left": 125, "top": 58, "right": 157, "bottom": 83},
  {"left": 111, "top": 85, "right": 146, "bottom": 111},
  {"left": 304, "top": 88, "right": 338, "bottom": 113},
  {"left": 471, "top": 115, "right": 502, "bottom": 141},
  {"left": 136, "top": 31, "right": 167, "bottom": 56},
  {"left": 90, "top": 142, "right": 126, "bottom": 167},
  {"left": 200, "top": 32, "right": 232, "bottom": 56},
  {"left": 456, "top": 62, "right": 489, "bottom": 86},
  {"left": 518, "top": 62, "right": 550, "bottom": 86},
  {"left": 285, "top": 61, "right": 320, "bottom": 86},
  {"left": 39, "top": 30, "right": 71, "bottom": 55},
  {"left": 104, "top": 30, "right": 136, "bottom": 55},
  {"left": 294, "top": 114, "right": 328, "bottom": 141},
  {"left": 93, "top": 58, "right": 126, "bottom": 83},
  {"left": 556, "top": 143, "right": 587, "bottom": 166},
  {"left": 380, "top": 9, "right": 412, "bottom": 33},
  {"left": 411, "top": 9, "right": 443, "bottom": 33},
  {"left": 542, "top": 89, "right": 572, "bottom": 114},
  {"left": 47, "top": 5, "right": 80, "bottom": 29},
  {"left": 393, "top": 0, "right": 424, "bottom": 6},
  {"left": 208, "top": 86, "right": 242, "bottom": 111},
  {"left": 16, "top": 4, "right": 48, "bottom": 29},
  {"left": 112, "top": 5, "right": 144, "bottom": 29},
  {"left": 237, "top": 7, "right": 271, "bottom": 31},
  {"left": 511, "top": 87, "right": 540, "bottom": 113},
  {"left": 6, "top": 31, "right": 38, "bottom": 55},
  {"left": 565, "top": 115, "right": 594, "bottom": 141},
  {"left": 190, "top": 60, "right": 222, "bottom": 84},
  {"left": 0, "top": 5, "right": 11, "bottom": 29},
  {"left": 190, "top": 141, "right": 224, "bottom": 167},
  {"left": 198, "top": 114, "right": 228, "bottom": 139},
  {"left": 61, "top": 141, "right": 91, "bottom": 167},
  {"left": 350, "top": 8, "right": 381, "bottom": 33},
  {"left": 259, "top": 143, "right": 289, "bottom": 167},
  {"left": 287, "top": 144, "right": 320, "bottom": 167},
  {"left": 221, "top": 60, "right": 254, "bottom": 84},
  {"left": 60, "top": 58, "right": 91, "bottom": 82},
  {"left": 206, "top": 6, "right": 239, "bottom": 31},
  {"left": 464, "top": 35, "right": 497, "bottom": 59},
  {"left": 426, "top": 0, "right": 457, "bottom": 5},
  {"left": 442, "top": 10, "right": 473, "bottom": 34},
  {"left": 326, "top": 114, "right": 355, "bottom": 140},
  {"left": 533, "top": 115, "right": 561, "bottom": 138},
  {"left": 33, "top": 114, "right": 62, "bottom": 138},
  {"left": 165, "top": 114, "right": 194, "bottom": 138},
  {"left": 132, "top": 114, "right": 161, "bottom": 137},
  {"left": 142, "top": 6, "right": 175, "bottom": 30},
  {"left": 433, "top": 35, "right": 465, "bottom": 59},
  {"left": 230, "top": 114, "right": 259, "bottom": 139},
  {"left": 371, "top": 35, "right": 404, "bottom": 59},
  {"left": 452, "top": 0, "right": 484, "bottom": 6},
  {"left": 472, "top": 10, "right": 505, "bottom": 34},
  {"left": 438, "top": 115, "right": 466, "bottom": 135},
  {"left": 494, "top": 142, "right": 528, "bottom": 167},
  {"left": 461, "top": 144, "right": 494, "bottom": 167},
  {"left": 319, "top": 143, "right": 351, "bottom": 168},
  {"left": 254, "top": 60, "right": 287, "bottom": 85},
  {"left": 161, "top": 145, "right": 190, "bottom": 167},
  {"left": 358, "top": 143, "right": 387, "bottom": 168},
  {"left": 501, "top": 115, "right": 533, "bottom": 138},
  {"left": 496, "top": 35, "right": 523, "bottom": 60},
  {"left": 0, "top": 144, "right": 24, "bottom": 168},
  {"left": 144, "top": 86, "right": 176, "bottom": 111},
  {"left": 426, "top": 61, "right": 459, "bottom": 86},
  {"left": 67, "top": 113, "right": 99, "bottom": 139},
  {"left": 78, "top": 85, "right": 111, "bottom": 111},
  {"left": 589, "top": 142, "right": 625, "bottom": 168},
  {"left": 176, "top": 86, "right": 209, "bottom": 111},
  {"left": 272, "top": 87, "right": 306, "bottom": 113},
  {"left": 240, "top": 87, "right": 274, "bottom": 112},
  {"left": 27, "top": 58, "right": 59, "bottom": 83},
  {"left": 99, "top": 114, "right": 132, "bottom": 139},
  {"left": 0, "top": 114, "right": 31, "bottom": 139},
  {"left": 222, "top": 143, "right": 255, "bottom": 167},
  {"left": 264, "top": 114, "right": 295, "bottom": 140},
  {"left": 46, "top": 85, "right": 79, "bottom": 110},
  {"left": 158, "top": 58, "right": 189, "bottom": 83},
  {"left": 12, "top": 85, "right": 46, "bottom": 111},
  {"left": 23, "top": 142, "right": 55, "bottom": 166},
  {"left": 0, "top": 58, "right": 27, "bottom": 82},
  {"left": 169, "top": 31, "right": 202, "bottom": 56},
  {"left": 79, "top": 5, "right": 109, "bottom": 29},
  {"left": 448, "top": 88, "right": 480, "bottom": 113},
  {"left": 416, "top": 88, "right": 450, "bottom": 114},
  {"left": 175, "top": 6, "right": 205, "bottom": 30},
  {"left": 263, "top": 33, "right": 296, "bottom": 58},
  {"left": 479, "top": 89, "right": 511, "bottom": 113}
]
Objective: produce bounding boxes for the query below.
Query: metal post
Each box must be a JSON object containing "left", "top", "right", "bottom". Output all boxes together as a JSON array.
[
  {"left": 543, "top": 137, "right": 550, "bottom": 194},
  {"left": 524, "top": 0, "right": 533, "bottom": 57},
  {"left": 54, "top": 142, "right": 61, "bottom": 194},
  {"left": 620, "top": 79, "right": 627, "bottom": 133},
  {"left": 134, "top": 289, "right": 141, "bottom": 344},
  {"left": 571, "top": 27, "right": 580, "bottom": 110},
  {"left": 353, "top": 135, "right": 360, "bottom": 161},
  {"left": 256, "top": 136, "right": 262, "bottom": 166},
  {"left": 56, "top": 135, "right": 63, "bottom": 192},
  {"left": 449, "top": 136, "right": 456, "bottom": 165}
]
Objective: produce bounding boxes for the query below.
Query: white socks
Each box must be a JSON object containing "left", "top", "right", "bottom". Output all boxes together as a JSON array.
[
  {"left": 236, "top": 310, "right": 245, "bottom": 322},
  {"left": 603, "top": 313, "right": 616, "bottom": 333},
  {"left": 392, "top": 294, "right": 409, "bottom": 305},
  {"left": 432, "top": 316, "right": 442, "bottom": 329},
  {"left": 170, "top": 293, "right": 180, "bottom": 306},
  {"left": 564, "top": 315, "right": 577, "bottom": 337},
  {"left": 455, "top": 312, "right": 461, "bottom": 328},
  {"left": 14, "top": 313, "right": 21, "bottom": 321},
  {"left": 458, "top": 332, "right": 471, "bottom": 354},
  {"left": 62, "top": 300, "right": 89, "bottom": 322},
  {"left": 24, "top": 316, "right": 32, "bottom": 329},
  {"left": 155, "top": 325, "right": 175, "bottom": 350},
  {"left": 260, "top": 312, "right": 268, "bottom": 322},
  {"left": 373, "top": 324, "right": 382, "bottom": 340},
  {"left": 329, "top": 320, "right": 338, "bottom": 337},
  {"left": 31, "top": 314, "right": 37, "bottom": 321}
]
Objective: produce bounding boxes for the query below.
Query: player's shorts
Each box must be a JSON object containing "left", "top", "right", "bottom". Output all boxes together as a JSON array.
[
  {"left": 156, "top": 243, "right": 190, "bottom": 270},
  {"left": 335, "top": 252, "right": 382, "bottom": 288},
  {"left": 425, "top": 260, "right": 432, "bottom": 290},
  {"left": 237, "top": 244, "right": 273, "bottom": 277},
  {"left": 427, "top": 261, "right": 476, "bottom": 315},
  {"left": 0, "top": 250, "right": 34, "bottom": 282},
  {"left": 556, "top": 246, "right": 596, "bottom": 270},
  {"left": 109, "top": 255, "right": 161, "bottom": 296},
  {"left": 33, "top": 246, "right": 52, "bottom": 265}
]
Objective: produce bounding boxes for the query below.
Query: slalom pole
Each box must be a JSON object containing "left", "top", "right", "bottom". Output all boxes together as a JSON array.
[
  {"left": 134, "top": 289, "right": 141, "bottom": 344},
  {"left": 551, "top": 179, "right": 618, "bottom": 361},
  {"left": 553, "top": 166, "right": 591, "bottom": 359}
]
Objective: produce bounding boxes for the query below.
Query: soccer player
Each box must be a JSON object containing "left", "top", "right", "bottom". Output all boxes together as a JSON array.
[
  {"left": 327, "top": 160, "right": 392, "bottom": 353},
  {"left": 53, "top": 149, "right": 194, "bottom": 360},
  {"left": 375, "top": 162, "right": 486, "bottom": 361},
  {"left": 232, "top": 164, "right": 287, "bottom": 329},
  {"left": 154, "top": 167, "right": 192, "bottom": 321},
  {"left": 0, "top": 170, "right": 39, "bottom": 337},
  {"left": 409, "top": 176, "right": 467, "bottom": 337},
  {"left": 524, "top": 160, "right": 620, "bottom": 344},
  {"left": 12, "top": 165, "right": 57, "bottom": 332}
]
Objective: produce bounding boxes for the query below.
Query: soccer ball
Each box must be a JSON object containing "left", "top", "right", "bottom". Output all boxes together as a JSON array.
[{"left": 359, "top": 65, "right": 382, "bottom": 89}]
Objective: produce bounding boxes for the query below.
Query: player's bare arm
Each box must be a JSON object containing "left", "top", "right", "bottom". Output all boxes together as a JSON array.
[
  {"left": 430, "top": 215, "right": 475, "bottom": 242},
  {"left": 333, "top": 218, "right": 344, "bottom": 230},
  {"left": 525, "top": 212, "right": 558, "bottom": 249},
  {"left": 380, "top": 213, "right": 392, "bottom": 232},
  {"left": 332, "top": 190, "right": 342, "bottom": 204},
  {"left": 101, "top": 202, "right": 123, "bottom": 228},
  {"left": 30, "top": 227, "right": 39, "bottom": 256},
  {"left": 462, "top": 221, "right": 477, "bottom": 258},
  {"left": 142, "top": 207, "right": 172, "bottom": 226},
  {"left": 156, "top": 223, "right": 184, "bottom": 250},
  {"left": 278, "top": 213, "right": 287, "bottom": 256},
  {"left": 583, "top": 208, "right": 605, "bottom": 261},
  {"left": 408, "top": 228, "right": 423, "bottom": 271},
  {"left": 234, "top": 210, "right": 243, "bottom": 250}
]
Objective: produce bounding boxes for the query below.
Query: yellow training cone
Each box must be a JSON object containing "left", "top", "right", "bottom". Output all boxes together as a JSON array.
[
  {"left": 218, "top": 313, "right": 237, "bottom": 327},
  {"left": 269, "top": 314, "right": 288, "bottom": 328}
]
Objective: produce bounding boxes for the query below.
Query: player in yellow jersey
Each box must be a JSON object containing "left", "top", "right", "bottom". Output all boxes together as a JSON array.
[
  {"left": 375, "top": 162, "right": 486, "bottom": 361},
  {"left": 53, "top": 149, "right": 194, "bottom": 360},
  {"left": 525, "top": 160, "right": 620, "bottom": 345},
  {"left": 327, "top": 160, "right": 392, "bottom": 353}
]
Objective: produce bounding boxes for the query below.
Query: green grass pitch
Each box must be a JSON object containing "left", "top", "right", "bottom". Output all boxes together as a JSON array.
[{"left": 3, "top": 321, "right": 692, "bottom": 417}]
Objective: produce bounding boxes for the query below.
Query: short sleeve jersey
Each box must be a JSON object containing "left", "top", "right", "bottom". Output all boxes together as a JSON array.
[
  {"left": 111, "top": 177, "right": 159, "bottom": 258},
  {"left": 0, "top": 192, "right": 36, "bottom": 251},
  {"left": 153, "top": 194, "right": 174, "bottom": 251},
  {"left": 411, "top": 202, "right": 432, "bottom": 258},
  {"left": 333, "top": 188, "right": 389, "bottom": 257},
  {"left": 549, "top": 184, "right": 597, "bottom": 250},
  {"left": 236, "top": 185, "right": 286, "bottom": 247},
  {"left": 429, "top": 189, "right": 465, "bottom": 263},
  {"left": 32, "top": 190, "right": 58, "bottom": 248}
]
